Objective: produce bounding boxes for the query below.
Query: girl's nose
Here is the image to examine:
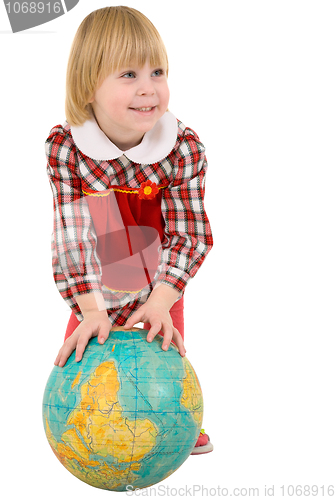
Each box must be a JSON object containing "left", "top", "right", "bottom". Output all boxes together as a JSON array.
[{"left": 137, "top": 77, "right": 155, "bottom": 96}]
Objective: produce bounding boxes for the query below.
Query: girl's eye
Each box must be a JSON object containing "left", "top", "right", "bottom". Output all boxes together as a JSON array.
[
  {"left": 122, "top": 72, "right": 136, "bottom": 79},
  {"left": 152, "top": 69, "right": 164, "bottom": 77}
]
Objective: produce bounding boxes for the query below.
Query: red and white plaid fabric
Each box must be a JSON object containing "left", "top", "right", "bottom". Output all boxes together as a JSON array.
[{"left": 46, "top": 118, "right": 213, "bottom": 325}]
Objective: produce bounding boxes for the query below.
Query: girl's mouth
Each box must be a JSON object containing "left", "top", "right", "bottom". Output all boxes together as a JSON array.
[{"left": 131, "top": 106, "right": 156, "bottom": 113}]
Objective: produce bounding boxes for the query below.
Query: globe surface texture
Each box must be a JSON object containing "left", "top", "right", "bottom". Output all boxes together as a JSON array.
[{"left": 42, "top": 328, "right": 203, "bottom": 491}]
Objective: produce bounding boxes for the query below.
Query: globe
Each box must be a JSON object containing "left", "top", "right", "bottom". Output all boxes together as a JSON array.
[{"left": 42, "top": 327, "right": 203, "bottom": 491}]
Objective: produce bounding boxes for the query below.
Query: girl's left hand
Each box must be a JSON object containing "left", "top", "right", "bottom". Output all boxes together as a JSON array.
[{"left": 124, "top": 299, "right": 186, "bottom": 357}]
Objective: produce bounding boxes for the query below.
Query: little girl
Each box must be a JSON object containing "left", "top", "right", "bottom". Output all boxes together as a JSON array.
[{"left": 46, "top": 6, "right": 213, "bottom": 455}]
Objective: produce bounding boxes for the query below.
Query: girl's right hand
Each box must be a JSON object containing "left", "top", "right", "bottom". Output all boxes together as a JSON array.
[{"left": 54, "top": 310, "right": 111, "bottom": 367}]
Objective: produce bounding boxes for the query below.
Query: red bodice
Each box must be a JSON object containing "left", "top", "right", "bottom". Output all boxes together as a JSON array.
[{"left": 82, "top": 181, "right": 166, "bottom": 293}]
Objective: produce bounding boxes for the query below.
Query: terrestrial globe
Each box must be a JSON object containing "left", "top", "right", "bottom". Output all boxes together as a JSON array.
[{"left": 42, "top": 327, "right": 203, "bottom": 491}]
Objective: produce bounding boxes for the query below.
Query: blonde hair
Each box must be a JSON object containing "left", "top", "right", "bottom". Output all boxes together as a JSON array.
[{"left": 65, "top": 6, "right": 169, "bottom": 126}]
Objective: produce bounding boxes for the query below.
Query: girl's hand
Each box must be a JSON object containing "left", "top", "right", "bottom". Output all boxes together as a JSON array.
[
  {"left": 54, "top": 310, "right": 111, "bottom": 367},
  {"left": 124, "top": 292, "right": 186, "bottom": 357}
]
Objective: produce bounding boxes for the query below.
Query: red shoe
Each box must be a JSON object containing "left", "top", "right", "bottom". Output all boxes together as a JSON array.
[{"left": 190, "top": 429, "right": 214, "bottom": 455}]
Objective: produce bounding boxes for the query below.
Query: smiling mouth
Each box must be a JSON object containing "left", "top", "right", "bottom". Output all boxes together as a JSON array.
[{"left": 131, "top": 106, "right": 155, "bottom": 112}]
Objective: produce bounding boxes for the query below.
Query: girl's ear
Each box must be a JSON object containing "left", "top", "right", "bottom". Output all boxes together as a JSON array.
[{"left": 88, "top": 95, "right": 95, "bottom": 104}]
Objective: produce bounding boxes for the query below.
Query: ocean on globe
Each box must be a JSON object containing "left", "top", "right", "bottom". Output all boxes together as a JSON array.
[{"left": 42, "top": 327, "right": 203, "bottom": 491}]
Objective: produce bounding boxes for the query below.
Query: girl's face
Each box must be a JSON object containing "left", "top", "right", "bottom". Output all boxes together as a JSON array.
[{"left": 89, "top": 60, "right": 170, "bottom": 151}]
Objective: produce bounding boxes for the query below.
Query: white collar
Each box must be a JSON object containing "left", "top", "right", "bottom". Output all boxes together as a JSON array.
[{"left": 70, "top": 111, "right": 178, "bottom": 164}]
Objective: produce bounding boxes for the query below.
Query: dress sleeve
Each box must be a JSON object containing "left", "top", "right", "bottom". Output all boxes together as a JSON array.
[
  {"left": 45, "top": 125, "right": 103, "bottom": 300},
  {"left": 157, "top": 127, "right": 213, "bottom": 294}
]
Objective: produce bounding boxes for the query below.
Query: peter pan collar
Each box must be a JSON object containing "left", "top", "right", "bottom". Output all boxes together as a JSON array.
[{"left": 70, "top": 110, "right": 178, "bottom": 164}]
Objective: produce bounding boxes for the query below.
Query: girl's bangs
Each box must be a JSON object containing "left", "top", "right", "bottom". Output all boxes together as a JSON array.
[{"left": 105, "top": 24, "right": 168, "bottom": 75}]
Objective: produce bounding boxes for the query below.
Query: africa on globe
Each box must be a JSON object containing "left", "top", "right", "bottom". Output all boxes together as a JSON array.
[{"left": 42, "top": 327, "right": 203, "bottom": 491}]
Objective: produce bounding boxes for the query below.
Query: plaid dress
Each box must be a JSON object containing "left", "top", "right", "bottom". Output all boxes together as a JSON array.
[{"left": 46, "top": 112, "right": 213, "bottom": 326}]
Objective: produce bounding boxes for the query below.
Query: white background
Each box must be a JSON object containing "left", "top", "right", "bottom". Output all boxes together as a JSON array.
[{"left": 1, "top": 0, "right": 336, "bottom": 498}]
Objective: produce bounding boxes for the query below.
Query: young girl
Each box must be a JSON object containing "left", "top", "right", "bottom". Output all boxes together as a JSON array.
[{"left": 46, "top": 6, "right": 213, "bottom": 455}]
